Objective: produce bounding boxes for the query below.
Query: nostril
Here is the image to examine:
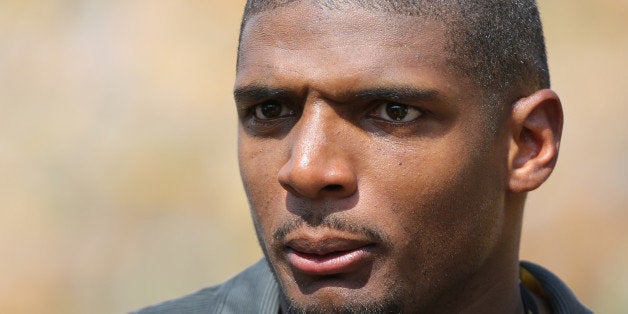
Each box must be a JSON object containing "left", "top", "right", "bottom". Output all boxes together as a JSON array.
[{"left": 323, "top": 184, "right": 343, "bottom": 192}]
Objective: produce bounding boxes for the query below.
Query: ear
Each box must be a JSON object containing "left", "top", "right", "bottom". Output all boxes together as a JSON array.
[{"left": 508, "top": 89, "right": 563, "bottom": 193}]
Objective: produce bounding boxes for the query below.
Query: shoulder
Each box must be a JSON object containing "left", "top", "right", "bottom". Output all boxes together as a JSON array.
[
  {"left": 132, "top": 259, "right": 281, "bottom": 314},
  {"left": 519, "top": 261, "right": 593, "bottom": 314}
]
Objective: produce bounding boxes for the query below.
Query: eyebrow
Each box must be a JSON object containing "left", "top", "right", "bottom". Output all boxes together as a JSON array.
[
  {"left": 352, "top": 86, "right": 440, "bottom": 102},
  {"left": 233, "top": 85, "right": 297, "bottom": 103},
  {"left": 233, "top": 85, "right": 441, "bottom": 107}
]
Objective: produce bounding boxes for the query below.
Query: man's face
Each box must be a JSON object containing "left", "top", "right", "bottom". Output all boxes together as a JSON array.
[{"left": 235, "top": 3, "right": 511, "bottom": 312}]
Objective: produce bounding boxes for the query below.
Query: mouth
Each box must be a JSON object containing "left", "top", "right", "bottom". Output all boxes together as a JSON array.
[{"left": 285, "top": 234, "right": 376, "bottom": 276}]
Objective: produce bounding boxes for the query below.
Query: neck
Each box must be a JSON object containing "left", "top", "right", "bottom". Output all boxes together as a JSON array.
[
  {"left": 418, "top": 257, "right": 523, "bottom": 313},
  {"left": 423, "top": 196, "right": 527, "bottom": 313}
]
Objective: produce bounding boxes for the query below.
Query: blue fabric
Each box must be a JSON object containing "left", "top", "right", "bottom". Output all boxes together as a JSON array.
[
  {"left": 520, "top": 261, "right": 593, "bottom": 314},
  {"left": 132, "top": 259, "right": 280, "bottom": 314}
]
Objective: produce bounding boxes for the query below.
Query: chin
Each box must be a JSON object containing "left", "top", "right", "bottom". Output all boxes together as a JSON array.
[
  {"left": 282, "top": 292, "right": 403, "bottom": 314},
  {"left": 277, "top": 273, "right": 405, "bottom": 314}
]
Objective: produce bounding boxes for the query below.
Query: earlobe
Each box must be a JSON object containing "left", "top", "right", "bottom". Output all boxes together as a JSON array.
[{"left": 508, "top": 89, "right": 563, "bottom": 193}]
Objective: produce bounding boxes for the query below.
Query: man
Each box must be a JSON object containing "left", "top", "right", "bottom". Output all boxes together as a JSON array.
[{"left": 136, "top": 0, "right": 591, "bottom": 313}]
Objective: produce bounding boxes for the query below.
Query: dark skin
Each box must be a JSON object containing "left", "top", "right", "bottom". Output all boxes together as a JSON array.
[{"left": 235, "top": 3, "right": 561, "bottom": 313}]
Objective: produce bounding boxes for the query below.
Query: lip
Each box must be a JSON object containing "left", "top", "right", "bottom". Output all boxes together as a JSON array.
[{"left": 285, "top": 234, "right": 375, "bottom": 276}]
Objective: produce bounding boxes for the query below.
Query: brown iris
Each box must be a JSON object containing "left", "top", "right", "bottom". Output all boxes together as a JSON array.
[{"left": 385, "top": 103, "right": 409, "bottom": 121}]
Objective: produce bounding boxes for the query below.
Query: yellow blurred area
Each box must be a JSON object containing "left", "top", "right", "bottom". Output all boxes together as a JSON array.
[{"left": 0, "top": 1, "right": 626, "bottom": 313}]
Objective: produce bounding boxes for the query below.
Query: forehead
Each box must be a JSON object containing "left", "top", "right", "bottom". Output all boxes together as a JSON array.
[
  {"left": 236, "top": 2, "right": 471, "bottom": 101},
  {"left": 242, "top": 2, "right": 443, "bottom": 45}
]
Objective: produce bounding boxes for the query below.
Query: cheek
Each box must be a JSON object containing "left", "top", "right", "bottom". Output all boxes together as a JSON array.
[
  {"left": 367, "top": 140, "right": 506, "bottom": 274},
  {"left": 238, "top": 136, "right": 287, "bottom": 229}
]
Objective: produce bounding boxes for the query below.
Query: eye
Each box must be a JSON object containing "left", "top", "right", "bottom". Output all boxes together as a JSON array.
[
  {"left": 372, "top": 102, "right": 422, "bottom": 122},
  {"left": 253, "top": 100, "right": 293, "bottom": 120}
]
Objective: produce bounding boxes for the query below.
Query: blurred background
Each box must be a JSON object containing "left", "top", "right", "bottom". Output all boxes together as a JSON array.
[{"left": 0, "top": 0, "right": 626, "bottom": 313}]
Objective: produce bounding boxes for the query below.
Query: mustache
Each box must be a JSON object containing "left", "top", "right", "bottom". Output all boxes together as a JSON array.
[{"left": 272, "top": 215, "right": 387, "bottom": 244}]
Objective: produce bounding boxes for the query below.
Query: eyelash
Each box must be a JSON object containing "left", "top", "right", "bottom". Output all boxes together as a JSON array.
[
  {"left": 367, "top": 102, "right": 426, "bottom": 124},
  {"left": 241, "top": 100, "right": 428, "bottom": 134},
  {"left": 252, "top": 100, "right": 294, "bottom": 120},
  {"left": 239, "top": 101, "right": 297, "bottom": 134}
]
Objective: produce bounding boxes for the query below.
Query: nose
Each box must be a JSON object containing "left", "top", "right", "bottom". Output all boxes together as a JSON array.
[{"left": 277, "top": 103, "right": 358, "bottom": 200}]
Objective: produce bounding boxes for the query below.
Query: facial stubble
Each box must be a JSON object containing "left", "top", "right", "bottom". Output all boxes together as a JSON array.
[{"left": 251, "top": 214, "right": 407, "bottom": 313}]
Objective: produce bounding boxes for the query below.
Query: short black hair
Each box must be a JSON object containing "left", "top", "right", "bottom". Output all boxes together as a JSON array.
[{"left": 237, "top": 0, "right": 550, "bottom": 108}]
